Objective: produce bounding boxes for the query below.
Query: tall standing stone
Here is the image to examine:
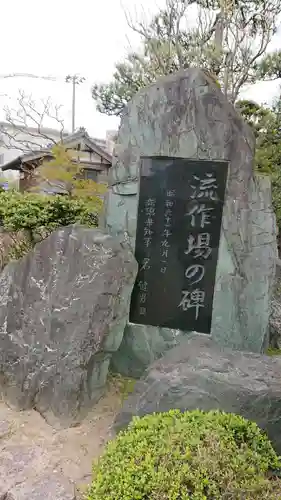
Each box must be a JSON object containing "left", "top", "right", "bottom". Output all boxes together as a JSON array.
[{"left": 103, "top": 69, "right": 277, "bottom": 378}]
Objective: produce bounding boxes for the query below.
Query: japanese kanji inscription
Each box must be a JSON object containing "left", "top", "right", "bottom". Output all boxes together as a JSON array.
[{"left": 129, "top": 156, "right": 228, "bottom": 333}]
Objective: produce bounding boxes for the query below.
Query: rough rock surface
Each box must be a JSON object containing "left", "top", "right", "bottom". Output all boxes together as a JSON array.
[
  {"left": 104, "top": 68, "right": 277, "bottom": 377},
  {"left": 114, "top": 334, "right": 281, "bottom": 454},
  {"left": 0, "top": 225, "right": 137, "bottom": 426},
  {"left": 269, "top": 258, "right": 281, "bottom": 349},
  {"left": 112, "top": 324, "right": 184, "bottom": 379}
]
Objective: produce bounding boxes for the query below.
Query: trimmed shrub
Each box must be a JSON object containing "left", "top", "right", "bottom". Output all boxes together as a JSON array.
[
  {"left": 0, "top": 191, "right": 98, "bottom": 235},
  {"left": 88, "top": 409, "right": 281, "bottom": 500},
  {"left": 0, "top": 191, "right": 99, "bottom": 262}
]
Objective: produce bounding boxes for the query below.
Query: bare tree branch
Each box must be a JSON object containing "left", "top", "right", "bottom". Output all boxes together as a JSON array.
[
  {"left": 226, "top": 6, "right": 274, "bottom": 102},
  {"left": 1, "top": 90, "right": 65, "bottom": 155}
]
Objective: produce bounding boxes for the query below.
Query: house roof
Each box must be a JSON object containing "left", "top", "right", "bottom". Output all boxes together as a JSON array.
[
  {"left": 1, "top": 151, "right": 53, "bottom": 172},
  {"left": 1, "top": 127, "right": 112, "bottom": 172},
  {"left": 61, "top": 128, "right": 112, "bottom": 163}
]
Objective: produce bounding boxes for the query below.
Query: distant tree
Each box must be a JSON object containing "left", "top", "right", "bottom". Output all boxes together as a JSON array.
[
  {"left": 92, "top": 0, "right": 281, "bottom": 116},
  {"left": 236, "top": 99, "right": 273, "bottom": 138},
  {"left": 39, "top": 143, "right": 106, "bottom": 212},
  {"left": 255, "top": 51, "right": 281, "bottom": 81},
  {"left": 237, "top": 96, "right": 281, "bottom": 249},
  {"left": 237, "top": 98, "right": 281, "bottom": 173}
]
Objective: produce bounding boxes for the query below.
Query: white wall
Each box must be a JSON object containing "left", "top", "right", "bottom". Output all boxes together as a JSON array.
[
  {"left": 0, "top": 123, "right": 63, "bottom": 181},
  {"left": 0, "top": 123, "right": 115, "bottom": 184},
  {"left": 0, "top": 123, "right": 62, "bottom": 163}
]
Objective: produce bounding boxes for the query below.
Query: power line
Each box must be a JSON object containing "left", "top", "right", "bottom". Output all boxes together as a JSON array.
[
  {"left": 0, "top": 73, "right": 58, "bottom": 81},
  {"left": 0, "top": 72, "right": 87, "bottom": 133}
]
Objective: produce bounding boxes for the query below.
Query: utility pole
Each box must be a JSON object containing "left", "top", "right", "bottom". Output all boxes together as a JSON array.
[
  {"left": 65, "top": 75, "right": 85, "bottom": 133},
  {"left": 0, "top": 72, "right": 85, "bottom": 133}
]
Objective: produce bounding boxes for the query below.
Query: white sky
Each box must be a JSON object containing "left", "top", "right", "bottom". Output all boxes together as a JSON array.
[{"left": 0, "top": 0, "right": 280, "bottom": 139}]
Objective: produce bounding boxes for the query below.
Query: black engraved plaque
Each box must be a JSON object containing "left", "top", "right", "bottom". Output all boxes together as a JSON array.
[{"left": 129, "top": 156, "right": 228, "bottom": 334}]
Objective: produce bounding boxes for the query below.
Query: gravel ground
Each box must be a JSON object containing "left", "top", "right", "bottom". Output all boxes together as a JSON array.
[{"left": 0, "top": 383, "right": 123, "bottom": 500}]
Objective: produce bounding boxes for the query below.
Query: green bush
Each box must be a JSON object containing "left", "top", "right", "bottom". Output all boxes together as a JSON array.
[
  {"left": 88, "top": 409, "right": 281, "bottom": 500},
  {"left": 0, "top": 191, "right": 99, "bottom": 261},
  {"left": 0, "top": 191, "right": 98, "bottom": 234},
  {"left": 266, "top": 347, "right": 281, "bottom": 356}
]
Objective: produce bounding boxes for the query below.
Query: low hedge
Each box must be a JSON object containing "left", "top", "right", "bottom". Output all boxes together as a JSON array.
[
  {"left": 88, "top": 409, "right": 281, "bottom": 500},
  {"left": 0, "top": 191, "right": 99, "bottom": 263},
  {"left": 0, "top": 191, "right": 98, "bottom": 236}
]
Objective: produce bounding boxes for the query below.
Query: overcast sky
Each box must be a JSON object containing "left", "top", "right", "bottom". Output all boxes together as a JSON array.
[{"left": 0, "top": 0, "right": 280, "bottom": 139}]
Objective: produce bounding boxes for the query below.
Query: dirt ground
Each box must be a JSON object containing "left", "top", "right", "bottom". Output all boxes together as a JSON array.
[{"left": 0, "top": 383, "right": 124, "bottom": 500}]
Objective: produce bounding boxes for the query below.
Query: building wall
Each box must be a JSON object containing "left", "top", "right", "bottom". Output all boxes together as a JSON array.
[
  {"left": 0, "top": 123, "right": 62, "bottom": 183},
  {"left": 96, "top": 167, "right": 110, "bottom": 183},
  {"left": 0, "top": 124, "right": 116, "bottom": 169},
  {"left": 0, "top": 123, "right": 114, "bottom": 187},
  {"left": 0, "top": 123, "right": 62, "bottom": 167},
  {"left": 105, "top": 130, "right": 117, "bottom": 154}
]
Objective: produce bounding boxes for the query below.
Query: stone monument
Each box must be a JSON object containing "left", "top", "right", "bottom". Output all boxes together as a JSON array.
[
  {"left": 103, "top": 68, "right": 277, "bottom": 378},
  {"left": 128, "top": 157, "right": 228, "bottom": 335}
]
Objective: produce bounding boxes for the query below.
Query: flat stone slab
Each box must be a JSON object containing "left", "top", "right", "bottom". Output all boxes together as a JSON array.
[
  {"left": 0, "top": 384, "right": 121, "bottom": 500},
  {"left": 0, "top": 444, "right": 49, "bottom": 495},
  {"left": 5, "top": 473, "right": 76, "bottom": 500},
  {"left": 115, "top": 334, "right": 281, "bottom": 454}
]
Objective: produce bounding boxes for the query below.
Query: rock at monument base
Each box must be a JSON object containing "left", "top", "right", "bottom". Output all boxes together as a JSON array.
[
  {"left": 114, "top": 334, "right": 281, "bottom": 455},
  {"left": 0, "top": 225, "right": 137, "bottom": 427},
  {"left": 111, "top": 324, "right": 185, "bottom": 378},
  {"left": 106, "top": 68, "right": 277, "bottom": 378}
]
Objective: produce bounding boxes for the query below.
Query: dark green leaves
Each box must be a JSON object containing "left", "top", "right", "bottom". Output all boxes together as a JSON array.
[{"left": 0, "top": 191, "right": 98, "bottom": 260}]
